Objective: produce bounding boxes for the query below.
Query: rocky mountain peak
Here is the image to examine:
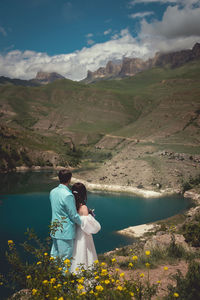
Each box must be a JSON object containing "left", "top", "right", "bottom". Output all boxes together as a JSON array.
[
  {"left": 83, "top": 42, "right": 200, "bottom": 83},
  {"left": 35, "top": 71, "right": 65, "bottom": 84}
]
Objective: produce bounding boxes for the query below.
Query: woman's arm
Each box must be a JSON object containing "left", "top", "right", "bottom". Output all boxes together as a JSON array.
[{"left": 78, "top": 204, "right": 89, "bottom": 216}]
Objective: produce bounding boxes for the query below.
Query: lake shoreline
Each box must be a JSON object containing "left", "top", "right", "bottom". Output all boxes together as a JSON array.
[{"left": 70, "top": 176, "right": 182, "bottom": 198}]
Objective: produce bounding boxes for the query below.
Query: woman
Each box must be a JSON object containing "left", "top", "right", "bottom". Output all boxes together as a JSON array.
[{"left": 70, "top": 182, "right": 101, "bottom": 273}]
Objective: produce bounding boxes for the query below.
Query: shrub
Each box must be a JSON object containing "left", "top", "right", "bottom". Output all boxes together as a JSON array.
[
  {"left": 182, "top": 221, "right": 200, "bottom": 247},
  {"left": 1, "top": 231, "right": 159, "bottom": 300},
  {"left": 166, "top": 261, "right": 200, "bottom": 300}
]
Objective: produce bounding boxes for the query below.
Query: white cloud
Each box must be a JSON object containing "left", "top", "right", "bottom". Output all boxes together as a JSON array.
[
  {"left": 0, "top": 31, "right": 150, "bottom": 81},
  {"left": 104, "top": 29, "right": 112, "bottom": 35},
  {"left": 140, "top": 5, "right": 200, "bottom": 39},
  {"left": 129, "top": 11, "right": 154, "bottom": 18},
  {"left": 85, "top": 33, "right": 93, "bottom": 38},
  {"left": 0, "top": 26, "right": 7, "bottom": 37},
  {"left": 129, "top": 0, "right": 200, "bottom": 8},
  {"left": 0, "top": 2, "right": 200, "bottom": 81}
]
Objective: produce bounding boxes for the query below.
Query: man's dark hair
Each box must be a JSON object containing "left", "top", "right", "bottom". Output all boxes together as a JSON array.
[{"left": 58, "top": 169, "right": 72, "bottom": 184}]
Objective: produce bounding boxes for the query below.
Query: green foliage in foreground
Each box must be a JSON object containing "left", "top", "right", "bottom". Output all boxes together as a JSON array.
[
  {"left": 1, "top": 229, "right": 200, "bottom": 299},
  {"left": 165, "top": 261, "right": 200, "bottom": 300},
  {"left": 181, "top": 213, "right": 200, "bottom": 247},
  {"left": 2, "top": 230, "right": 159, "bottom": 300}
]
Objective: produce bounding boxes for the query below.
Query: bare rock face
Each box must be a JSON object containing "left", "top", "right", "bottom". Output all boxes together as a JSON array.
[
  {"left": 119, "top": 57, "right": 148, "bottom": 76},
  {"left": 34, "top": 71, "right": 65, "bottom": 84},
  {"left": 149, "top": 43, "right": 200, "bottom": 68},
  {"left": 84, "top": 42, "right": 200, "bottom": 83}
]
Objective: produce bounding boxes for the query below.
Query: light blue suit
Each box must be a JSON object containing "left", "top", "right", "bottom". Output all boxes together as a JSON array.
[{"left": 50, "top": 184, "right": 81, "bottom": 261}]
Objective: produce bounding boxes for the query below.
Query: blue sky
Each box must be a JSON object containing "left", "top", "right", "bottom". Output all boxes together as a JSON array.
[{"left": 0, "top": 0, "right": 200, "bottom": 80}]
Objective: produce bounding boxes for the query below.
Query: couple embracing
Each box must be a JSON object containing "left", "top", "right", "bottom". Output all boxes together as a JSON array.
[{"left": 50, "top": 169, "right": 101, "bottom": 272}]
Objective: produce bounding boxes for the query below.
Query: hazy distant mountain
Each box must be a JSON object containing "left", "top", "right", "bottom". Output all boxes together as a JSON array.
[
  {"left": 32, "top": 71, "right": 65, "bottom": 85},
  {"left": 0, "top": 71, "right": 65, "bottom": 87},
  {"left": 0, "top": 76, "right": 39, "bottom": 87},
  {"left": 83, "top": 42, "right": 200, "bottom": 83}
]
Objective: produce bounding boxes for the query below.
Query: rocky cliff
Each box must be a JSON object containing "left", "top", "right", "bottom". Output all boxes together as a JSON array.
[
  {"left": 83, "top": 43, "right": 200, "bottom": 83},
  {"left": 33, "top": 71, "right": 65, "bottom": 85}
]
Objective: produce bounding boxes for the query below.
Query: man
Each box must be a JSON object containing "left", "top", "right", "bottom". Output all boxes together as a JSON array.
[{"left": 50, "top": 169, "right": 81, "bottom": 261}]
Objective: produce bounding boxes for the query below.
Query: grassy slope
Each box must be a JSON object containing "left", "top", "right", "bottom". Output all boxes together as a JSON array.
[
  {"left": 92, "top": 60, "right": 200, "bottom": 146},
  {"left": 0, "top": 60, "right": 200, "bottom": 170}
]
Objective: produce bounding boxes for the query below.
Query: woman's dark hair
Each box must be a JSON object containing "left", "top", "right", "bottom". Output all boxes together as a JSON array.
[
  {"left": 72, "top": 182, "right": 87, "bottom": 211},
  {"left": 58, "top": 169, "right": 72, "bottom": 184}
]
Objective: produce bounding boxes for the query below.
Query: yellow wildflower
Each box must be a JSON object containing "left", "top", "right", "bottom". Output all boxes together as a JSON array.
[
  {"left": 50, "top": 256, "right": 54, "bottom": 261},
  {"left": 43, "top": 280, "right": 48, "bottom": 285},
  {"left": 115, "top": 268, "right": 119, "bottom": 272},
  {"left": 78, "top": 278, "right": 84, "bottom": 284},
  {"left": 63, "top": 281, "right": 67, "bottom": 285},
  {"left": 94, "top": 260, "right": 99, "bottom": 264},
  {"left": 120, "top": 272, "right": 125, "bottom": 277},
  {"left": 8, "top": 240, "right": 14, "bottom": 245},
  {"left": 65, "top": 269, "right": 69, "bottom": 274},
  {"left": 50, "top": 278, "right": 56, "bottom": 284},
  {"left": 145, "top": 263, "right": 150, "bottom": 268},
  {"left": 95, "top": 285, "right": 104, "bottom": 292},
  {"left": 145, "top": 250, "right": 150, "bottom": 256},
  {"left": 116, "top": 280, "right": 120, "bottom": 284},
  {"left": 101, "top": 269, "right": 108, "bottom": 275},
  {"left": 57, "top": 284, "right": 62, "bottom": 288},
  {"left": 71, "top": 280, "right": 74, "bottom": 283},
  {"left": 95, "top": 276, "right": 99, "bottom": 280},
  {"left": 44, "top": 252, "right": 48, "bottom": 256},
  {"left": 101, "top": 262, "right": 106, "bottom": 266},
  {"left": 132, "top": 255, "right": 138, "bottom": 261},
  {"left": 173, "top": 292, "right": 179, "bottom": 298},
  {"left": 111, "top": 258, "right": 116, "bottom": 263},
  {"left": 75, "top": 267, "right": 79, "bottom": 272},
  {"left": 32, "top": 289, "right": 37, "bottom": 295},
  {"left": 140, "top": 273, "right": 144, "bottom": 278},
  {"left": 105, "top": 280, "right": 110, "bottom": 284},
  {"left": 130, "top": 292, "right": 134, "bottom": 296},
  {"left": 26, "top": 275, "right": 31, "bottom": 279},
  {"left": 128, "top": 262, "right": 133, "bottom": 268},
  {"left": 37, "top": 261, "right": 42, "bottom": 265},
  {"left": 90, "top": 290, "right": 94, "bottom": 294},
  {"left": 58, "top": 267, "right": 62, "bottom": 271},
  {"left": 80, "top": 292, "right": 86, "bottom": 296},
  {"left": 58, "top": 297, "right": 64, "bottom": 300},
  {"left": 157, "top": 280, "right": 161, "bottom": 284},
  {"left": 117, "top": 285, "right": 123, "bottom": 291},
  {"left": 164, "top": 266, "right": 168, "bottom": 271},
  {"left": 77, "top": 284, "right": 84, "bottom": 290},
  {"left": 64, "top": 258, "right": 71, "bottom": 264}
]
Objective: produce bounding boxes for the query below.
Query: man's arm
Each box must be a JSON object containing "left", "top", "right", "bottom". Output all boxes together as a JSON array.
[{"left": 64, "top": 194, "right": 81, "bottom": 225}]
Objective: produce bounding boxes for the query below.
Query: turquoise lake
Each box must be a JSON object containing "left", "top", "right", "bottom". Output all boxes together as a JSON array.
[
  {"left": 0, "top": 171, "right": 190, "bottom": 298},
  {"left": 0, "top": 171, "right": 190, "bottom": 254}
]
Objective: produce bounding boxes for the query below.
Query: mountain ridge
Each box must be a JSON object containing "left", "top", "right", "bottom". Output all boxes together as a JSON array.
[{"left": 83, "top": 42, "right": 200, "bottom": 83}]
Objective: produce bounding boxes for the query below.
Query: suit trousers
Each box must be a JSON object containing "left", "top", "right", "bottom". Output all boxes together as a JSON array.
[{"left": 50, "top": 238, "right": 74, "bottom": 261}]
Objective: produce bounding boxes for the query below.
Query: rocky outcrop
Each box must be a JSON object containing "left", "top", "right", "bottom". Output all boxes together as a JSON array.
[
  {"left": 85, "top": 61, "right": 122, "bottom": 82},
  {"left": 119, "top": 57, "right": 148, "bottom": 77},
  {"left": 149, "top": 43, "right": 200, "bottom": 68},
  {"left": 33, "top": 71, "right": 65, "bottom": 85},
  {"left": 84, "top": 43, "right": 200, "bottom": 83}
]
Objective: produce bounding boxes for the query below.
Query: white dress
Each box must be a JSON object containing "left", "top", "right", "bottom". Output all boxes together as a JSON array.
[{"left": 71, "top": 214, "right": 101, "bottom": 273}]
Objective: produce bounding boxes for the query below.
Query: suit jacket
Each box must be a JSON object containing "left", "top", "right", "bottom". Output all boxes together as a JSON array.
[{"left": 50, "top": 184, "right": 81, "bottom": 240}]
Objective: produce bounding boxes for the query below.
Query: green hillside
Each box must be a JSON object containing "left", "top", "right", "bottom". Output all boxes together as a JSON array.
[{"left": 0, "top": 59, "right": 200, "bottom": 171}]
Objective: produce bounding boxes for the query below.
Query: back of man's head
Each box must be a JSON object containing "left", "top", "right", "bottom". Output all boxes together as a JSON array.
[{"left": 58, "top": 169, "right": 72, "bottom": 184}]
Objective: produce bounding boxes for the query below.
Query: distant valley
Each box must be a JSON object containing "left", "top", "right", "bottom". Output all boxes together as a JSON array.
[{"left": 0, "top": 43, "right": 200, "bottom": 193}]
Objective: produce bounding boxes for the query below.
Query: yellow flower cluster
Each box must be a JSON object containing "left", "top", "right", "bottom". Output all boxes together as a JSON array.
[
  {"left": 95, "top": 285, "right": 104, "bottom": 292},
  {"left": 8, "top": 240, "right": 14, "bottom": 245}
]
